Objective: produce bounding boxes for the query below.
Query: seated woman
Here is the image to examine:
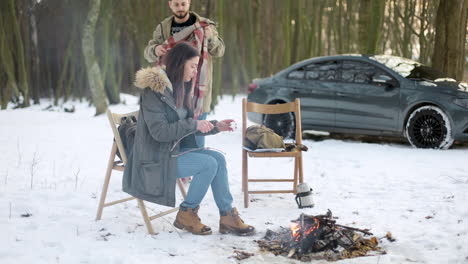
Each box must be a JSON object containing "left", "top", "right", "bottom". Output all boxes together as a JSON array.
[{"left": 123, "top": 42, "right": 255, "bottom": 236}]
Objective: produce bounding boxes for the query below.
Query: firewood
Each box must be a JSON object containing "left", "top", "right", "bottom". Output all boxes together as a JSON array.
[{"left": 256, "top": 210, "right": 386, "bottom": 261}]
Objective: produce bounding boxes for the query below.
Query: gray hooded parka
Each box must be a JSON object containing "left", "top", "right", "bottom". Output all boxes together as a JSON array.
[{"left": 123, "top": 66, "right": 217, "bottom": 207}]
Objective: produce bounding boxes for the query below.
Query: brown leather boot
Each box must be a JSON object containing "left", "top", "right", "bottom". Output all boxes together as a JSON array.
[
  {"left": 173, "top": 206, "right": 212, "bottom": 235},
  {"left": 219, "top": 208, "right": 255, "bottom": 236}
]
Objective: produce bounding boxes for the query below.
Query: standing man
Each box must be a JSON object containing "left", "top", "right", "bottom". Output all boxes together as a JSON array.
[{"left": 144, "top": 0, "right": 225, "bottom": 148}]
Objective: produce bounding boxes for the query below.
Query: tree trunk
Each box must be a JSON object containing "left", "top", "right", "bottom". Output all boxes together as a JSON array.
[
  {"left": 0, "top": 0, "right": 21, "bottom": 108},
  {"left": 290, "top": 0, "right": 301, "bottom": 64},
  {"left": 282, "top": 0, "right": 292, "bottom": 67},
  {"left": 419, "top": 0, "right": 439, "bottom": 65},
  {"left": 13, "top": 0, "right": 30, "bottom": 107},
  {"left": 402, "top": 0, "right": 416, "bottom": 58},
  {"left": 326, "top": 2, "right": 334, "bottom": 55},
  {"left": 99, "top": 0, "right": 120, "bottom": 104},
  {"left": 82, "top": 0, "right": 107, "bottom": 115},
  {"left": 316, "top": 1, "right": 324, "bottom": 56},
  {"left": 432, "top": 0, "right": 468, "bottom": 81},
  {"left": 344, "top": 0, "right": 356, "bottom": 52},
  {"left": 29, "top": 0, "right": 40, "bottom": 104},
  {"left": 335, "top": 0, "right": 343, "bottom": 54},
  {"left": 358, "top": 0, "right": 371, "bottom": 53},
  {"left": 358, "top": 0, "right": 385, "bottom": 54}
]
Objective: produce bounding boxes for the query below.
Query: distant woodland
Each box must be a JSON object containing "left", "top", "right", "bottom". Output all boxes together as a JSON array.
[{"left": 0, "top": 0, "right": 467, "bottom": 113}]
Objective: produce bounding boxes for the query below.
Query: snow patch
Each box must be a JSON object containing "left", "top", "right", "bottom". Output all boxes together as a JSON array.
[{"left": 1, "top": 95, "right": 468, "bottom": 263}]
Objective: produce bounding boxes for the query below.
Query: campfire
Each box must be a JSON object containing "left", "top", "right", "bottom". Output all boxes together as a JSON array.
[{"left": 256, "top": 210, "right": 386, "bottom": 261}]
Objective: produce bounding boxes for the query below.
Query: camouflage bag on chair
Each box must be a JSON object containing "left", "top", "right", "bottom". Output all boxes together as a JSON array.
[{"left": 244, "top": 125, "right": 285, "bottom": 150}]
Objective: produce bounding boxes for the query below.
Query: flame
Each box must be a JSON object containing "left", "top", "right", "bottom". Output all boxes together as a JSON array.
[
  {"left": 290, "top": 217, "right": 321, "bottom": 242},
  {"left": 304, "top": 220, "right": 320, "bottom": 237},
  {"left": 290, "top": 223, "right": 301, "bottom": 241}
]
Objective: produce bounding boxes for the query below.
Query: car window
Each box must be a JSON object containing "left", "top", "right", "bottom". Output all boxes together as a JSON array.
[
  {"left": 288, "top": 67, "right": 305, "bottom": 80},
  {"left": 341, "top": 60, "right": 393, "bottom": 84},
  {"left": 305, "top": 61, "right": 339, "bottom": 81}
]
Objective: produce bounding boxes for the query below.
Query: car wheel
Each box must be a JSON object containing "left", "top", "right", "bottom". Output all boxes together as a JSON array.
[
  {"left": 405, "top": 106, "right": 454, "bottom": 149},
  {"left": 263, "top": 112, "right": 295, "bottom": 139}
]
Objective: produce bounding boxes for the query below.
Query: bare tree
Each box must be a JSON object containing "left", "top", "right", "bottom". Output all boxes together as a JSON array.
[
  {"left": 82, "top": 0, "right": 107, "bottom": 115},
  {"left": 432, "top": 0, "right": 468, "bottom": 81},
  {"left": 358, "top": 0, "right": 386, "bottom": 54},
  {"left": 28, "top": 0, "right": 40, "bottom": 104}
]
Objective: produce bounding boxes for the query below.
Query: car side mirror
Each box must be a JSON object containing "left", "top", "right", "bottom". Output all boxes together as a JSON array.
[{"left": 373, "top": 75, "right": 397, "bottom": 88}]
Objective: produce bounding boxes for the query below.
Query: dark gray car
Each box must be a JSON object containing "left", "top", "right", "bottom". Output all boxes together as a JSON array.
[{"left": 247, "top": 55, "right": 468, "bottom": 149}]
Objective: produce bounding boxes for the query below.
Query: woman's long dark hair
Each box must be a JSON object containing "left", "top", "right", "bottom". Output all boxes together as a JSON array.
[{"left": 164, "top": 42, "right": 200, "bottom": 109}]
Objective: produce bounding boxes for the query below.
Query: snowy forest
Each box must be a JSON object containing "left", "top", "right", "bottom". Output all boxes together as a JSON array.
[{"left": 0, "top": 0, "right": 467, "bottom": 113}]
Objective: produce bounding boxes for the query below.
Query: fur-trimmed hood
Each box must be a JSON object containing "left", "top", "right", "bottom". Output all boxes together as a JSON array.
[{"left": 134, "top": 66, "right": 173, "bottom": 93}]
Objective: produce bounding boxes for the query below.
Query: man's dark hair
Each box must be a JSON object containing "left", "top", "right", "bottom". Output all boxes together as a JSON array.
[{"left": 164, "top": 42, "right": 199, "bottom": 109}]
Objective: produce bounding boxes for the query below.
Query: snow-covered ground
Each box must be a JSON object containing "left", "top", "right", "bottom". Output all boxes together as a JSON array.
[{"left": 1, "top": 94, "right": 467, "bottom": 264}]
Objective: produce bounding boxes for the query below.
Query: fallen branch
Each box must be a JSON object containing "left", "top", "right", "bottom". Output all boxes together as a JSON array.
[{"left": 335, "top": 224, "right": 373, "bottom": 236}]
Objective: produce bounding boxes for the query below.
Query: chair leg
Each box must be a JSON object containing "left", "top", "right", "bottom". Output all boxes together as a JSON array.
[
  {"left": 176, "top": 179, "right": 187, "bottom": 199},
  {"left": 242, "top": 150, "right": 249, "bottom": 208},
  {"left": 137, "top": 199, "right": 156, "bottom": 235},
  {"left": 298, "top": 154, "right": 304, "bottom": 184},
  {"left": 293, "top": 157, "right": 299, "bottom": 193},
  {"left": 96, "top": 142, "right": 118, "bottom": 221},
  {"left": 241, "top": 150, "right": 245, "bottom": 192}
]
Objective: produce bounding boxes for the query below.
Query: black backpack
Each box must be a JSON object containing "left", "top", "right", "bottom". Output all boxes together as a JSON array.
[{"left": 116, "top": 116, "right": 137, "bottom": 161}]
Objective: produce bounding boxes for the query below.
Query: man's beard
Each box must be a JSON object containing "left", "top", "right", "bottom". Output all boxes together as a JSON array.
[{"left": 173, "top": 11, "right": 188, "bottom": 19}]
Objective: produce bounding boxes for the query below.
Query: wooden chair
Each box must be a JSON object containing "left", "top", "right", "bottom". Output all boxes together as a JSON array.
[
  {"left": 95, "top": 109, "right": 187, "bottom": 235},
  {"left": 242, "top": 98, "right": 304, "bottom": 208}
]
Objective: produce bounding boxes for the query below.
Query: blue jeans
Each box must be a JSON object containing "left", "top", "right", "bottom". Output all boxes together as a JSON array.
[
  {"left": 177, "top": 148, "right": 233, "bottom": 214},
  {"left": 195, "top": 112, "right": 208, "bottom": 148}
]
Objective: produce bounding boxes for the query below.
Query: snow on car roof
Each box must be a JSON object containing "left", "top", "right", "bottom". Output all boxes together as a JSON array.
[{"left": 370, "top": 55, "right": 421, "bottom": 77}]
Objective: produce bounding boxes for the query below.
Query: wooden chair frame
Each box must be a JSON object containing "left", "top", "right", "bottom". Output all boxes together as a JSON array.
[
  {"left": 96, "top": 109, "right": 187, "bottom": 235},
  {"left": 242, "top": 98, "right": 304, "bottom": 208}
]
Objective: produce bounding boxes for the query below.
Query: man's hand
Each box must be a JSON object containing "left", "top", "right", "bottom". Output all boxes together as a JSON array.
[
  {"left": 216, "top": 119, "right": 235, "bottom": 132},
  {"left": 197, "top": 120, "right": 214, "bottom": 133},
  {"left": 204, "top": 26, "right": 212, "bottom": 40},
  {"left": 155, "top": 45, "right": 168, "bottom": 57}
]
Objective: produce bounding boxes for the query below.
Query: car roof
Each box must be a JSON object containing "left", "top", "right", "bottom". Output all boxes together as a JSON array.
[{"left": 274, "top": 54, "right": 404, "bottom": 79}]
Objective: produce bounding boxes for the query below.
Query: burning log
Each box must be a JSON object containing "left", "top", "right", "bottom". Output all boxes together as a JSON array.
[{"left": 255, "top": 210, "right": 386, "bottom": 261}]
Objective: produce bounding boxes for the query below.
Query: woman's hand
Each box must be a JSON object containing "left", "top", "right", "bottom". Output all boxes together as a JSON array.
[
  {"left": 216, "top": 119, "right": 235, "bottom": 132},
  {"left": 196, "top": 120, "right": 214, "bottom": 133}
]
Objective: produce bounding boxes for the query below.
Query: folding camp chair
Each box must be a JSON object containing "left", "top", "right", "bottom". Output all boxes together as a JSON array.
[
  {"left": 95, "top": 109, "right": 187, "bottom": 235},
  {"left": 242, "top": 98, "right": 304, "bottom": 208}
]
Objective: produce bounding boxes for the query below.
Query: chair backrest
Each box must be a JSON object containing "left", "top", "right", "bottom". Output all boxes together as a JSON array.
[
  {"left": 242, "top": 98, "right": 302, "bottom": 145},
  {"left": 107, "top": 109, "right": 139, "bottom": 165}
]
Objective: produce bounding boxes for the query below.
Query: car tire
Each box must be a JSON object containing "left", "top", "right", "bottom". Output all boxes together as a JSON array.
[
  {"left": 405, "top": 106, "right": 454, "bottom": 149},
  {"left": 263, "top": 112, "right": 295, "bottom": 139}
]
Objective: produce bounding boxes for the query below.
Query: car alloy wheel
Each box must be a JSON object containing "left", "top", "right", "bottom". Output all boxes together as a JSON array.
[
  {"left": 263, "top": 112, "right": 295, "bottom": 139},
  {"left": 405, "top": 106, "right": 454, "bottom": 149}
]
